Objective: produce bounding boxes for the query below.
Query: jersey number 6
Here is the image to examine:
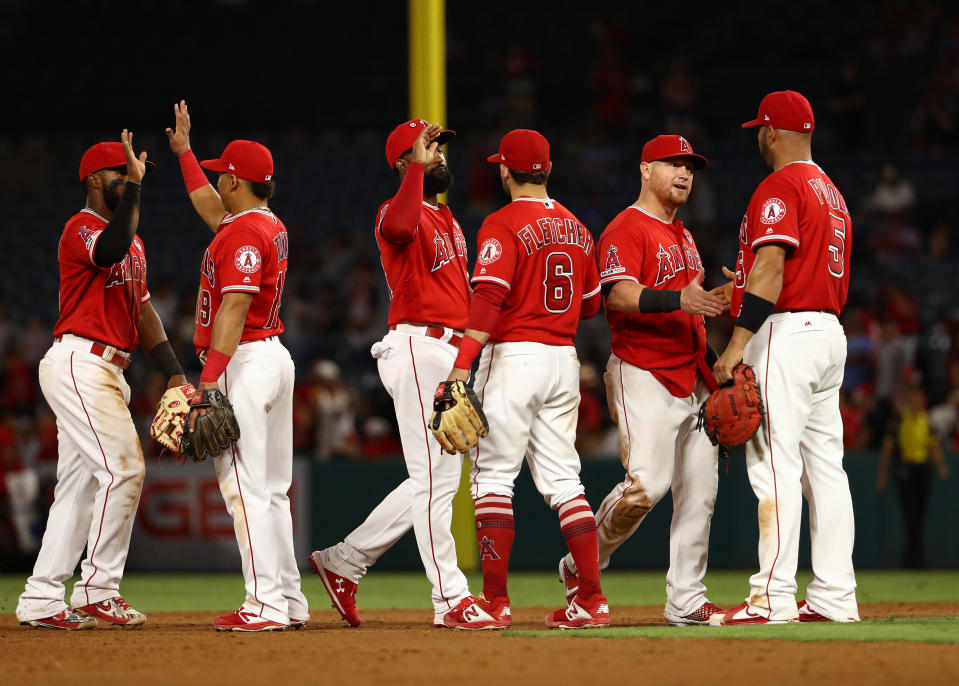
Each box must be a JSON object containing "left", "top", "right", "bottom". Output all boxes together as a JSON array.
[{"left": 544, "top": 252, "right": 574, "bottom": 313}]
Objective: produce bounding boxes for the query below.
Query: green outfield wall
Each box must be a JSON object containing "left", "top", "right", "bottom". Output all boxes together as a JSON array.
[{"left": 308, "top": 451, "right": 958, "bottom": 570}]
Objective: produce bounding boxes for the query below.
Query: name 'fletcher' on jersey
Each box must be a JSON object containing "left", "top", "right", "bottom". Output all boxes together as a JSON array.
[{"left": 517, "top": 215, "right": 594, "bottom": 256}]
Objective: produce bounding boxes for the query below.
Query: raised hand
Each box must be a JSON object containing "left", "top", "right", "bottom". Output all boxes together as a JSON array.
[
  {"left": 680, "top": 271, "right": 724, "bottom": 317},
  {"left": 411, "top": 123, "right": 442, "bottom": 167},
  {"left": 165, "top": 100, "right": 192, "bottom": 155},
  {"left": 120, "top": 129, "right": 147, "bottom": 184}
]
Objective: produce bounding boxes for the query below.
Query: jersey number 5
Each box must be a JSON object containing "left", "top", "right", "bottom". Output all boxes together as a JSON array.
[
  {"left": 827, "top": 213, "right": 846, "bottom": 278},
  {"left": 544, "top": 252, "right": 574, "bottom": 313}
]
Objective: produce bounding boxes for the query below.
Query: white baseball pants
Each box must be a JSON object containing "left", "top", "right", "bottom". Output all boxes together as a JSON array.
[
  {"left": 564, "top": 354, "right": 718, "bottom": 617},
  {"left": 322, "top": 326, "right": 471, "bottom": 616},
  {"left": 214, "top": 338, "right": 308, "bottom": 625},
  {"left": 742, "top": 311, "right": 859, "bottom": 622},
  {"left": 471, "top": 342, "right": 586, "bottom": 508},
  {"left": 18, "top": 337, "right": 144, "bottom": 621}
]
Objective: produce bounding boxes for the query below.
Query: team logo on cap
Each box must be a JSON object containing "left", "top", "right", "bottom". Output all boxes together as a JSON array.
[
  {"left": 679, "top": 137, "right": 690, "bottom": 153},
  {"left": 759, "top": 198, "right": 787, "bottom": 225},
  {"left": 234, "top": 245, "right": 262, "bottom": 274},
  {"left": 477, "top": 238, "right": 503, "bottom": 265}
]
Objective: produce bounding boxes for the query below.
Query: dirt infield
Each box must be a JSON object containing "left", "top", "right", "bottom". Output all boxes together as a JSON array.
[{"left": 4, "top": 603, "right": 958, "bottom": 686}]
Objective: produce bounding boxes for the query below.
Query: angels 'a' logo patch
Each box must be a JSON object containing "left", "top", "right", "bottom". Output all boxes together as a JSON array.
[
  {"left": 600, "top": 244, "right": 625, "bottom": 277},
  {"left": 477, "top": 238, "right": 503, "bottom": 265},
  {"left": 234, "top": 245, "right": 262, "bottom": 274},
  {"left": 759, "top": 198, "right": 787, "bottom": 225}
]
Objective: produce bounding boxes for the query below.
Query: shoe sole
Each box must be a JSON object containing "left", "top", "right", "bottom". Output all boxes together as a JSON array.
[
  {"left": 21, "top": 619, "right": 98, "bottom": 630},
  {"left": 308, "top": 552, "right": 360, "bottom": 628},
  {"left": 450, "top": 623, "right": 510, "bottom": 631},
  {"left": 546, "top": 620, "right": 609, "bottom": 629},
  {"left": 214, "top": 625, "right": 287, "bottom": 632}
]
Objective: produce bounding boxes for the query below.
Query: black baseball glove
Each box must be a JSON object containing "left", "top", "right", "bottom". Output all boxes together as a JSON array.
[{"left": 180, "top": 388, "right": 241, "bottom": 462}]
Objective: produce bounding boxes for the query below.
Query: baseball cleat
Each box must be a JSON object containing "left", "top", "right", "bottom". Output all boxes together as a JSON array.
[
  {"left": 434, "top": 595, "right": 478, "bottom": 627},
  {"left": 74, "top": 596, "right": 146, "bottom": 627},
  {"left": 289, "top": 617, "right": 309, "bottom": 629},
  {"left": 443, "top": 594, "right": 511, "bottom": 630},
  {"left": 214, "top": 609, "right": 287, "bottom": 632},
  {"left": 558, "top": 557, "right": 579, "bottom": 606},
  {"left": 21, "top": 609, "right": 98, "bottom": 630},
  {"left": 309, "top": 550, "right": 361, "bottom": 627},
  {"left": 709, "top": 601, "right": 798, "bottom": 626},
  {"left": 545, "top": 594, "right": 610, "bottom": 629},
  {"left": 664, "top": 600, "right": 725, "bottom": 626},
  {"left": 797, "top": 600, "right": 858, "bottom": 623}
]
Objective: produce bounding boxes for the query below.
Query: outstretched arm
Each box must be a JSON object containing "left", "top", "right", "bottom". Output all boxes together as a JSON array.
[
  {"left": 166, "top": 100, "right": 227, "bottom": 233},
  {"left": 93, "top": 130, "right": 147, "bottom": 267}
]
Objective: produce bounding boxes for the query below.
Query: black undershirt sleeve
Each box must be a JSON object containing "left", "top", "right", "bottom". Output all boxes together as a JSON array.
[{"left": 93, "top": 182, "right": 141, "bottom": 267}]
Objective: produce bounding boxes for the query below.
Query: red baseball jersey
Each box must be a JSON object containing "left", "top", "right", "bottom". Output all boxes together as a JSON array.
[
  {"left": 193, "top": 208, "right": 289, "bottom": 350},
  {"left": 52, "top": 208, "right": 150, "bottom": 352},
  {"left": 598, "top": 206, "right": 711, "bottom": 398},
  {"left": 731, "top": 161, "right": 852, "bottom": 316},
  {"left": 471, "top": 197, "right": 600, "bottom": 346},
  {"left": 376, "top": 200, "right": 471, "bottom": 330}
]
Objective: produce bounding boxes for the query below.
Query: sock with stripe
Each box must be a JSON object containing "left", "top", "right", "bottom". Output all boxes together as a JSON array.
[
  {"left": 558, "top": 496, "right": 602, "bottom": 599},
  {"left": 474, "top": 494, "right": 514, "bottom": 600}
]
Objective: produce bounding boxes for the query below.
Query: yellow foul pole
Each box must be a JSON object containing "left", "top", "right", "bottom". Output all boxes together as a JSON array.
[{"left": 408, "top": 0, "right": 478, "bottom": 572}]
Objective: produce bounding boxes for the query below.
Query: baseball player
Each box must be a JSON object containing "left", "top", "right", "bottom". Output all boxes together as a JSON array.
[
  {"left": 711, "top": 91, "right": 859, "bottom": 624},
  {"left": 308, "top": 120, "right": 475, "bottom": 627},
  {"left": 17, "top": 133, "right": 188, "bottom": 629},
  {"left": 558, "top": 135, "right": 728, "bottom": 626},
  {"left": 440, "top": 129, "right": 608, "bottom": 630},
  {"left": 166, "top": 101, "right": 308, "bottom": 631}
]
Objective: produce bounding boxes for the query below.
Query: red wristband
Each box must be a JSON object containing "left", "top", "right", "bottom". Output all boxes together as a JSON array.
[
  {"left": 200, "top": 349, "right": 232, "bottom": 383},
  {"left": 453, "top": 336, "right": 484, "bottom": 371},
  {"left": 179, "top": 150, "right": 209, "bottom": 194}
]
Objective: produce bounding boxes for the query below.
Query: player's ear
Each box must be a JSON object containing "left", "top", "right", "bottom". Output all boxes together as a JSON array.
[
  {"left": 639, "top": 161, "right": 650, "bottom": 181},
  {"left": 394, "top": 157, "right": 408, "bottom": 176}
]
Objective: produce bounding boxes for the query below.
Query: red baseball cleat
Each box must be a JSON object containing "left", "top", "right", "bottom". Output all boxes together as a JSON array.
[
  {"left": 545, "top": 594, "right": 610, "bottom": 629},
  {"left": 214, "top": 609, "right": 287, "bottom": 632},
  {"left": 309, "top": 550, "right": 361, "bottom": 627},
  {"left": 664, "top": 600, "right": 725, "bottom": 626},
  {"left": 289, "top": 617, "right": 309, "bottom": 629},
  {"left": 20, "top": 609, "right": 97, "bottom": 630},
  {"left": 798, "top": 600, "right": 858, "bottom": 622},
  {"left": 709, "top": 601, "right": 798, "bottom": 626},
  {"left": 443, "top": 594, "right": 511, "bottom": 630},
  {"left": 74, "top": 596, "right": 146, "bottom": 626},
  {"left": 558, "top": 557, "right": 579, "bottom": 606},
  {"left": 435, "top": 595, "right": 478, "bottom": 627}
]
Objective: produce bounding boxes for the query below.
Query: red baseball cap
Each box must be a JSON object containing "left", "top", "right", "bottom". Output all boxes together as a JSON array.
[
  {"left": 78, "top": 142, "right": 156, "bottom": 180},
  {"left": 385, "top": 119, "right": 455, "bottom": 168},
  {"left": 742, "top": 90, "right": 815, "bottom": 132},
  {"left": 200, "top": 140, "right": 274, "bottom": 183},
  {"left": 641, "top": 135, "right": 708, "bottom": 169},
  {"left": 486, "top": 129, "right": 550, "bottom": 173}
]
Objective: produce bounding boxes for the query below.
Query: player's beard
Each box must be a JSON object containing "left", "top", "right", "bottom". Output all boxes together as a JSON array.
[
  {"left": 423, "top": 164, "right": 453, "bottom": 195},
  {"left": 758, "top": 129, "right": 773, "bottom": 166},
  {"left": 102, "top": 178, "right": 126, "bottom": 212}
]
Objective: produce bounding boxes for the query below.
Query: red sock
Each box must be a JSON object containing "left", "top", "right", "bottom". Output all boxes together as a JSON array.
[
  {"left": 558, "top": 496, "right": 602, "bottom": 599},
  {"left": 474, "top": 495, "right": 514, "bottom": 600}
]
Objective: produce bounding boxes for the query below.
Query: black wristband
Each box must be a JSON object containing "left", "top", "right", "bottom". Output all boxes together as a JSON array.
[
  {"left": 736, "top": 292, "right": 777, "bottom": 333},
  {"left": 146, "top": 339, "right": 184, "bottom": 379},
  {"left": 638, "top": 288, "right": 682, "bottom": 314}
]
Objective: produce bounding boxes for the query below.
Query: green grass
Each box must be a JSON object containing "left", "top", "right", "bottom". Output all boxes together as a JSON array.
[
  {"left": 1, "top": 570, "right": 957, "bottom": 613},
  {"left": 507, "top": 616, "right": 959, "bottom": 644}
]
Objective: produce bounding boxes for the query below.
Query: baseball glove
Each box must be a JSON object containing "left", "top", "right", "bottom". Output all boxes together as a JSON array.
[
  {"left": 430, "top": 380, "right": 489, "bottom": 454},
  {"left": 698, "top": 363, "right": 765, "bottom": 448},
  {"left": 150, "top": 383, "right": 198, "bottom": 453},
  {"left": 180, "top": 388, "right": 241, "bottom": 462}
]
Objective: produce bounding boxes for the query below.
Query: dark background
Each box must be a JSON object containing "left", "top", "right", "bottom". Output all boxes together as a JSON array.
[{"left": 1, "top": 0, "right": 957, "bottom": 568}]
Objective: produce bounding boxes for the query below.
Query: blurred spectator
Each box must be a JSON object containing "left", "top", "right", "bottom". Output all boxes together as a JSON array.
[
  {"left": 310, "top": 360, "right": 359, "bottom": 461},
  {"left": 575, "top": 363, "right": 607, "bottom": 458},
  {"left": 360, "top": 416, "right": 402, "bottom": 460},
  {"left": 2, "top": 349, "right": 36, "bottom": 416},
  {"left": 867, "top": 164, "right": 916, "bottom": 218},
  {"left": 874, "top": 320, "right": 912, "bottom": 400},
  {"left": 841, "top": 308, "right": 876, "bottom": 392},
  {"left": 826, "top": 61, "right": 867, "bottom": 150},
  {"left": 0, "top": 413, "right": 40, "bottom": 560},
  {"left": 876, "top": 385, "right": 951, "bottom": 567}
]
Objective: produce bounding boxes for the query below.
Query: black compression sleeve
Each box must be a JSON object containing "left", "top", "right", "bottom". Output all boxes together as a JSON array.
[
  {"left": 638, "top": 287, "right": 682, "bottom": 313},
  {"left": 735, "top": 292, "right": 777, "bottom": 332},
  {"left": 705, "top": 341, "right": 719, "bottom": 366},
  {"left": 93, "top": 182, "right": 141, "bottom": 267},
  {"left": 146, "top": 339, "right": 184, "bottom": 378}
]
